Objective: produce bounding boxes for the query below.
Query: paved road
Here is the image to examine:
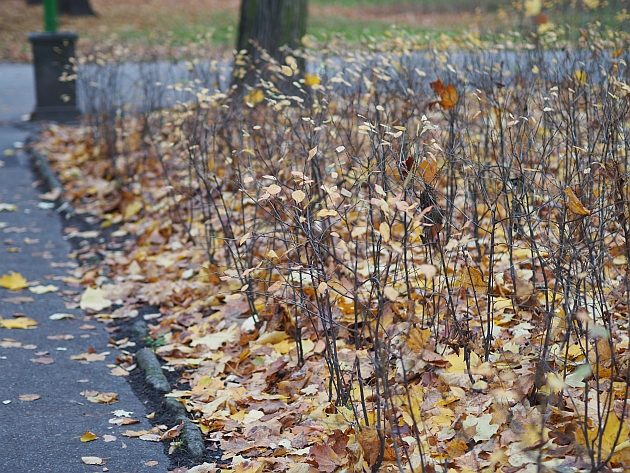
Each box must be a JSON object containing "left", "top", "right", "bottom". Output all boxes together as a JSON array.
[
  {"left": 0, "top": 64, "right": 33, "bottom": 123},
  {"left": 0, "top": 125, "right": 170, "bottom": 472}
]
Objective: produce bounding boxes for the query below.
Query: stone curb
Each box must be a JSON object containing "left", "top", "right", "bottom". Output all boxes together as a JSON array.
[
  {"left": 131, "top": 321, "right": 206, "bottom": 460},
  {"left": 28, "top": 147, "right": 76, "bottom": 217},
  {"left": 27, "top": 141, "right": 206, "bottom": 462}
]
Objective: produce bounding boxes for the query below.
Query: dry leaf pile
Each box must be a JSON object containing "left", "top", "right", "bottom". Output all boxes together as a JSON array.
[{"left": 34, "top": 26, "right": 629, "bottom": 473}]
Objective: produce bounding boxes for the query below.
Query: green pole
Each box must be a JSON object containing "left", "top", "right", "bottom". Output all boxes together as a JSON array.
[{"left": 43, "top": 0, "right": 58, "bottom": 33}]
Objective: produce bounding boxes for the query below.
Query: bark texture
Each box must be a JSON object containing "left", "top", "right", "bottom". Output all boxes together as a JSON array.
[
  {"left": 27, "top": 0, "right": 96, "bottom": 16},
  {"left": 234, "top": 0, "right": 308, "bottom": 89}
]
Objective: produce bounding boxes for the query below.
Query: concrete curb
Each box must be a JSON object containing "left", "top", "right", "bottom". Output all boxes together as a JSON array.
[
  {"left": 27, "top": 140, "right": 207, "bottom": 462},
  {"left": 28, "top": 147, "right": 76, "bottom": 217},
  {"left": 131, "top": 321, "right": 206, "bottom": 460},
  {"left": 136, "top": 348, "right": 171, "bottom": 393}
]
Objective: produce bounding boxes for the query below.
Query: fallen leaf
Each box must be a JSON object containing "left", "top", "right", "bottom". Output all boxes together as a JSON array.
[
  {"left": 309, "top": 444, "right": 345, "bottom": 473},
  {"left": 80, "top": 287, "right": 112, "bottom": 312},
  {"left": 81, "top": 390, "right": 118, "bottom": 404},
  {"left": 462, "top": 413, "right": 499, "bottom": 442},
  {"left": 456, "top": 266, "right": 485, "bottom": 289},
  {"left": 0, "top": 272, "right": 29, "bottom": 291},
  {"left": 161, "top": 421, "right": 184, "bottom": 441},
  {"left": 110, "top": 366, "right": 129, "bottom": 377},
  {"left": 357, "top": 428, "right": 396, "bottom": 467},
  {"left": 0, "top": 317, "right": 37, "bottom": 329},
  {"left": 30, "top": 355, "right": 54, "bottom": 365},
  {"left": 81, "top": 456, "right": 103, "bottom": 465},
  {"left": 190, "top": 325, "right": 237, "bottom": 350},
  {"left": 186, "top": 463, "right": 218, "bottom": 473},
  {"left": 80, "top": 431, "right": 98, "bottom": 442},
  {"left": 49, "top": 313, "right": 74, "bottom": 320},
  {"left": 0, "top": 203, "right": 17, "bottom": 212},
  {"left": 29, "top": 285, "right": 58, "bottom": 294},
  {"left": 18, "top": 394, "right": 41, "bottom": 402},
  {"left": 71, "top": 352, "right": 108, "bottom": 363}
]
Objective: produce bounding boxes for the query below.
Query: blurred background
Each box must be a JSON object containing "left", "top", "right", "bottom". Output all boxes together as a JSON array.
[{"left": 1, "top": 0, "right": 628, "bottom": 61}]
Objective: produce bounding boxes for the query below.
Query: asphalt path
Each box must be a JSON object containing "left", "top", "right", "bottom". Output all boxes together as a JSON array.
[{"left": 0, "top": 125, "right": 170, "bottom": 473}]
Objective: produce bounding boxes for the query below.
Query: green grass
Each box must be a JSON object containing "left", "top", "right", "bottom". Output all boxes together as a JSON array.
[
  {"left": 101, "top": 1, "right": 630, "bottom": 52},
  {"left": 308, "top": 18, "right": 445, "bottom": 43},
  {"left": 310, "top": 0, "right": 504, "bottom": 12}
]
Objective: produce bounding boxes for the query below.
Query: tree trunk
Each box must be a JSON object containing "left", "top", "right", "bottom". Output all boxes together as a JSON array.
[
  {"left": 58, "top": 0, "right": 96, "bottom": 16},
  {"left": 234, "top": 0, "right": 308, "bottom": 89},
  {"left": 26, "top": 0, "right": 96, "bottom": 15}
]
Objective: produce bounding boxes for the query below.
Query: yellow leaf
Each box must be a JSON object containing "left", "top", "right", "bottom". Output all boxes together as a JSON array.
[
  {"left": 564, "top": 188, "right": 590, "bottom": 216},
  {"left": 80, "top": 431, "right": 98, "bottom": 442},
  {"left": 0, "top": 272, "right": 29, "bottom": 291},
  {"left": 304, "top": 73, "right": 321, "bottom": 87},
  {"left": 574, "top": 70, "right": 588, "bottom": 86},
  {"left": 584, "top": 0, "right": 600, "bottom": 8},
  {"left": 576, "top": 412, "right": 630, "bottom": 461},
  {"left": 406, "top": 326, "right": 431, "bottom": 352},
  {"left": 258, "top": 330, "right": 289, "bottom": 345},
  {"left": 456, "top": 266, "right": 485, "bottom": 289},
  {"left": 245, "top": 89, "right": 264, "bottom": 106},
  {"left": 0, "top": 317, "right": 38, "bottom": 329},
  {"left": 445, "top": 350, "right": 480, "bottom": 373},
  {"left": 123, "top": 199, "right": 143, "bottom": 220},
  {"left": 524, "top": 0, "right": 542, "bottom": 17},
  {"left": 545, "top": 372, "right": 564, "bottom": 393}
]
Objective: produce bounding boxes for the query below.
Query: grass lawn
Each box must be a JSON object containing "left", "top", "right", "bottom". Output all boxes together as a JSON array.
[{"left": 0, "top": 0, "right": 627, "bottom": 61}]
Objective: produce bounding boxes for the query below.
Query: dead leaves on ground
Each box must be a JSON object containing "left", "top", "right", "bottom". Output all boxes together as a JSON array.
[
  {"left": 81, "top": 390, "right": 119, "bottom": 404},
  {"left": 0, "top": 271, "right": 29, "bottom": 291},
  {"left": 0, "top": 316, "right": 37, "bottom": 329},
  {"left": 31, "top": 46, "right": 630, "bottom": 473}
]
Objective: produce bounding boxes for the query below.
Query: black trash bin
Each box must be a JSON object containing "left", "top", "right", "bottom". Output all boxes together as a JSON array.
[{"left": 29, "top": 31, "right": 80, "bottom": 122}]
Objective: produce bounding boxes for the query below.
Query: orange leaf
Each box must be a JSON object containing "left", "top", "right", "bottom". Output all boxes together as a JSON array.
[
  {"left": 418, "top": 157, "right": 438, "bottom": 183},
  {"left": 431, "top": 79, "right": 458, "bottom": 110},
  {"left": 564, "top": 188, "right": 590, "bottom": 216},
  {"left": 357, "top": 428, "right": 396, "bottom": 467}
]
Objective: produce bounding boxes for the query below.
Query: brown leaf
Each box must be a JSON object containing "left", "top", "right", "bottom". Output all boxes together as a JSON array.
[
  {"left": 81, "top": 390, "right": 118, "bottom": 404},
  {"left": 431, "top": 79, "right": 459, "bottom": 109},
  {"left": 564, "top": 188, "right": 590, "bottom": 216},
  {"left": 309, "top": 444, "right": 345, "bottom": 473},
  {"left": 357, "top": 428, "right": 396, "bottom": 467}
]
